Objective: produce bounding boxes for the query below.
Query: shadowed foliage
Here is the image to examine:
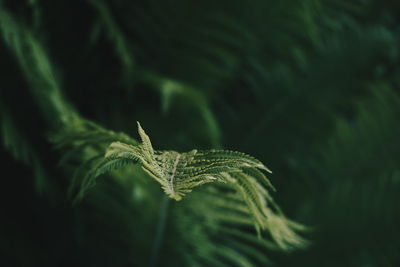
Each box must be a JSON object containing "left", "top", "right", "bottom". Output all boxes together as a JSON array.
[{"left": 1, "top": 0, "right": 400, "bottom": 266}]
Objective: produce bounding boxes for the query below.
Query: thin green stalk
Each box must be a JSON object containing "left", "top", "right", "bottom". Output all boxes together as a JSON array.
[{"left": 148, "top": 196, "right": 171, "bottom": 267}]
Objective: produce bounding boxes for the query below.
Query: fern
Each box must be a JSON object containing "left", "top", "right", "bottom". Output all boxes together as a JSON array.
[{"left": 78, "top": 121, "right": 307, "bottom": 249}]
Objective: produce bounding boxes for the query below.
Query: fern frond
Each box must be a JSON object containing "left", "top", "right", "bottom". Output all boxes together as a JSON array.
[{"left": 82, "top": 121, "right": 307, "bottom": 249}]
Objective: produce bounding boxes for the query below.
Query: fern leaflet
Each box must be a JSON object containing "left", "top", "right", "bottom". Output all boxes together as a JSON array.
[{"left": 77, "top": 122, "right": 307, "bottom": 249}]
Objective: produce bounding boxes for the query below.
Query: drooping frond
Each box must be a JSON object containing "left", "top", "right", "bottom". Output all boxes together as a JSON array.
[
  {"left": 95, "top": 122, "right": 269, "bottom": 201},
  {"left": 81, "top": 121, "right": 307, "bottom": 249}
]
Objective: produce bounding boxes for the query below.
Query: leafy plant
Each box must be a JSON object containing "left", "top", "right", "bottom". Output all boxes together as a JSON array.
[
  {"left": 2, "top": 0, "right": 400, "bottom": 266},
  {"left": 74, "top": 121, "right": 307, "bottom": 250}
]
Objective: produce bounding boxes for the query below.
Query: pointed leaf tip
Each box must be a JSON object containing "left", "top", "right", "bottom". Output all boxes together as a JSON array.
[
  {"left": 259, "top": 163, "right": 272, "bottom": 174},
  {"left": 136, "top": 121, "right": 142, "bottom": 130},
  {"left": 136, "top": 121, "right": 146, "bottom": 138},
  {"left": 136, "top": 121, "right": 154, "bottom": 154}
]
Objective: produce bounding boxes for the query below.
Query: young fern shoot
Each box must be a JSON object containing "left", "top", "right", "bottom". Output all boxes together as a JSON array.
[{"left": 78, "top": 122, "right": 307, "bottom": 250}]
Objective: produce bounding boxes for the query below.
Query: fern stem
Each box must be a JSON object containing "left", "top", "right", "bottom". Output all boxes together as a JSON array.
[{"left": 148, "top": 195, "right": 170, "bottom": 267}]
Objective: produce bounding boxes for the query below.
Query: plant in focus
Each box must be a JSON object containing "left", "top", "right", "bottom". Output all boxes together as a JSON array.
[
  {"left": 2, "top": 0, "right": 400, "bottom": 266},
  {"left": 74, "top": 121, "right": 307, "bottom": 250}
]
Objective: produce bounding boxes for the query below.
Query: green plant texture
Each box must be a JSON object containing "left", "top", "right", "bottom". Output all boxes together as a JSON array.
[{"left": 1, "top": 0, "right": 400, "bottom": 266}]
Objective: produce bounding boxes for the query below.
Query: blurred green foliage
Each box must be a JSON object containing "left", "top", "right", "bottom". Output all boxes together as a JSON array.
[{"left": 1, "top": 0, "right": 400, "bottom": 266}]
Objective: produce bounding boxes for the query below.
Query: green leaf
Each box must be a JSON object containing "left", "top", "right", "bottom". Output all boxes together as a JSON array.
[{"left": 80, "top": 122, "right": 307, "bottom": 249}]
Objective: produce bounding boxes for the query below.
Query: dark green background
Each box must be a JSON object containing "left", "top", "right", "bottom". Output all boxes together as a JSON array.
[{"left": 1, "top": 0, "right": 400, "bottom": 266}]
